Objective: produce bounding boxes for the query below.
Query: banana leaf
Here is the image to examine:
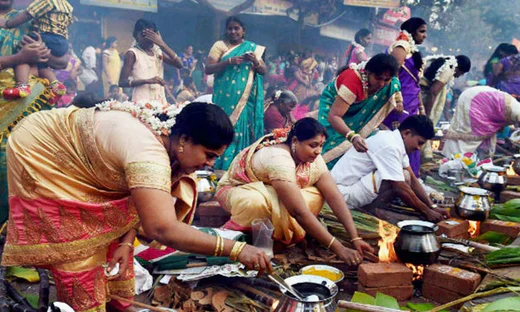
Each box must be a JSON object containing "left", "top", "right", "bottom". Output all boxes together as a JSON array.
[
  {"left": 406, "top": 303, "right": 448, "bottom": 312},
  {"left": 482, "top": 296, "right": 520, "bottom": 311},
  {"left": 6, "top": 267, "right": 39, "bottom": 283},
  {"left": 476, "top": 231, "right": 513, "bottom": 245},
  {"left": 486, "top": 247, "right": 520, "bottom": 265}
]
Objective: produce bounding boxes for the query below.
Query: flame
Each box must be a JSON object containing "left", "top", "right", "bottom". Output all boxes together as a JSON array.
[
  {"left": 431, "top": 140, "right": 441, "bottom": 151},
  {"left": 507, "top": 164, "right": 516, "bottom": 176},
  {"left": 468, "top": 220, "right": 480, "bottom": 238},
  {"left": 405, "top": 263, "right": 425, "bottom": 281},
  {"left": 377, "top": 220, "right": 399, "bottom": 262}
]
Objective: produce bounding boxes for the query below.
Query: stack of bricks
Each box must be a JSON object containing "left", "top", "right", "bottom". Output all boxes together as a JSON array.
[
  {"left": 357, "top": 263, "right": 413, "bottom": 301},
  {"left": 422, "top": 264, "right": 481, "bottom": 304},
  {"left": 481, "top": 219, "right": 520, "bottom": 238},
  {"left": 501, "top": 175, "right": 520, "bottom": 202},
  {"left": 195, "top": 200, "right": 230, "bottom": 228},
  {"left": 435, "top": 218, "right": 470, "bottom": 239}
]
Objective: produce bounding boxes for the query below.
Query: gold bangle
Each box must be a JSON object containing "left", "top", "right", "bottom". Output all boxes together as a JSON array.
[
  {"left": 350, "top": 134, "right": 360, "bottom": 143},
  {"left": 119, "top": 242, "right": 134, "bottom": 249},
  {"left": 214, "top": 236, "right": 222, "bottom": 257},
  {"left": 219, "top": 236, "right": 225, "bottom": 257},
  {"left": 350, "top": 237, "right": 363, "bottom": 243},
  {"left": 230, "top": 241, "right": 246, "bottom": 261},
  {"left": 345, "top": 130, "right": 355, "bottom": 141},
  {"left": 327, "top": 236, "right": 336, "bottom": 249}
]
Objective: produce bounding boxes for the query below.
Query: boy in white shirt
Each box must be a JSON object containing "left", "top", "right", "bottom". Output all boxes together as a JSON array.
[{"left": 331, "top": 115, "right": 449, "bottom": 223}]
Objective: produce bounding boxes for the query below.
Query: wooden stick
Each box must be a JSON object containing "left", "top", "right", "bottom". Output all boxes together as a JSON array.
[
  {"left": 337, "top": 300, "right": 402, "bottom": 312},
  {"left": 108, "top": 294, "right": 169, "bottom": 312}
]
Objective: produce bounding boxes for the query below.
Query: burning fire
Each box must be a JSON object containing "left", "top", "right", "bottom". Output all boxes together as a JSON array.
[
  {"left": 507, "top": 164, "right": 516, "bottom": 176},
  {"left": 405, "top": 263, "right": 425, "bottom": 281},
  {"left": 378, "top": 220, "right": 398, "bottom": 262},
  {"left": 468, "top": 220, "right": 480, "bottom": 238}
]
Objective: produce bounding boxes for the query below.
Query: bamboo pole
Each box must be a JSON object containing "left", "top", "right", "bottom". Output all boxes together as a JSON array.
[
  {"left": 337, "top": 300, "right": 402, "bottom": 312},
  {"left": 108, "top": 294, "right": 170, "bottom": 312}
]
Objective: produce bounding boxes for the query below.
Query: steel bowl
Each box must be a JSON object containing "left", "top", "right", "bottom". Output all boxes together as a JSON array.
[
  {"left": 455, "top": 187, "right": 492, "bottom": 221},
  {"left": 274, "top": 275, "right": 338, "bottom": 312},
  {"left": 478, "top": 165, "right": 508, "bottom": 200}
]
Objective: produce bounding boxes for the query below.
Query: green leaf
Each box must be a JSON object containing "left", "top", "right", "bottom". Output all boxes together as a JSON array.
[
  {"left": 375, "top": 292, "right": 400, "bottom": 309},
  {"left": 347, "top": 292, "right": 375, "bottom": 311},
  {"left": 6, "top": 267, "right": 39, "bottom": 283},
  {"left": 482, "top": 296, "right": 520, "bottom": 311},
  {"left": 476, "top": 231, "right": 513, "bottom": 245},
  {"left": 23, "top": 294, "right": 39, "bottom": 309},
  {"left": 406, "top": 303, "right": 437, "bottom": 311}
]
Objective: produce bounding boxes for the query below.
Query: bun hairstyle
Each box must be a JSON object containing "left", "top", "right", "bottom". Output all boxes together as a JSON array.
[
  {"left": 170, "top": 102, "right": 234, "bottom": 150},
  {"left": 273, "top": 90, "right": 298, "bottom": 105},
  {"left": 286, "top": 117, "right": 328, "bottom": 144},
  {"left": 400, "top": 17, "right": 426, "bottom": 71}
]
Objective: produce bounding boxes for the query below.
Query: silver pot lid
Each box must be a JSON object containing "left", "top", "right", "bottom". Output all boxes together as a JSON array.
[
  {"left": 459, "top": 186, "right": 491, "bottom": 196},
  {"left": 482, "top": 165, "right": 507, "bottom": 172},
  {"left": 397, "top": 220, "right": 438, "bottom": 232},
  {"left": 282, "top": 275, "right": 338, "bottom": 301}
]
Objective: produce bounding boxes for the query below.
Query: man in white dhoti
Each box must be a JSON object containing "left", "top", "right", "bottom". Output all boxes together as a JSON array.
[{"left": 331, "top": 115, "right": 449, "bottom": 223}]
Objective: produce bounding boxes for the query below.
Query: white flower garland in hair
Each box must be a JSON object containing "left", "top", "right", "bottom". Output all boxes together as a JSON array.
[
  {"left": 95, "top": 100, "right": 183, "bottom": 136},
  {"left": 274, "top": 90, "right": 282, "bottom": 100},
  {"left": 352, "top": 42, "right": 365, "bottom": 53},
  {"left": 401, "top": 30, "right": 418, "bottom": 54},
  {"left": 424, "top": 54, "right": 458, "bottom": 86},
  {"left": 349, "top": 61, "right": 367, "bottom": 71}
]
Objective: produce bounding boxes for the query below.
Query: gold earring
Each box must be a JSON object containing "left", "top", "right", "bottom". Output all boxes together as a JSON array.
[{"left": 179, "top": 146, "right": 184, "bottom": 153}]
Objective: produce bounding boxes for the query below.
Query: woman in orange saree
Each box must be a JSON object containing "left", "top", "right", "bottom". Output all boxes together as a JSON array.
[
  {"left": 3, "top": 101, "right": 271, "bottom": 312},
  {"left": 216, "top": 118, "right": 374, "bottom": 266}
]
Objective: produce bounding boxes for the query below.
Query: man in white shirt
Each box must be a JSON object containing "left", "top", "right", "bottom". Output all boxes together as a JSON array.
[{"left": 331, "top": 115, "right": 449, "bottom": 223}]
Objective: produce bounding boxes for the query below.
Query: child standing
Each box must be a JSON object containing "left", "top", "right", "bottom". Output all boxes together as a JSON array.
[{"left": 0, "top": 0, "right": 73, "bottom": 101}]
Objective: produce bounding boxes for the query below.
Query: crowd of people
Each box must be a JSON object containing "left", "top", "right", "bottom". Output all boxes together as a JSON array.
[{"left": 0, "top": 2, "right": 520, "bottom": 310}]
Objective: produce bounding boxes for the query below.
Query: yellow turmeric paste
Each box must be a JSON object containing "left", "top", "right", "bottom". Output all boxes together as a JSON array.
[{"left": 302, "top": 267, "right": 343, "bottom": 282}]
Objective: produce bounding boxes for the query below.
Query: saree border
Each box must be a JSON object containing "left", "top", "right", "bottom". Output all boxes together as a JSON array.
[
  {"left": 229, "top": 44, "right": 266, "bottom": 126},
  {"left": 322, "top": 91, "right": 398, "bottom": 163},
  {"left": 2, "top": 217, "right": 139, "bottom": 266},
  {"left": 76, "top": 108, "right": 127, "bottom": 190}
]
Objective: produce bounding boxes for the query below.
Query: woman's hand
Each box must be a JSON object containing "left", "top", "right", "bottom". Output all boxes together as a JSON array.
[
  {"left": 107, "top": 244, "right": 132, "bottom": 280},
  {"left": 334, "top": 245, "right": 363, "bottom": 266},
  {"left": 243, "top": 52, "right": 259, "bottom": 67},
  {"left": 237, "top": 244, "right": 273, "bottom": 276},
  {"left": 143, "top": 29, "right": 165, "bottom": 47},
  {"left": 352, "top": 135, "right": 368, "bottom": 153},
  {"left": 228, "top": 56, "right": 244, "bottom": 66},
  {"left": 352, "top": 239, "right": 374, "bottom": 256},
  {"left": 395, "top": 101, "right": 404, "bottom": 114},
  {"left": 146, "top": 76, "right": 166, "bottom": 86}
]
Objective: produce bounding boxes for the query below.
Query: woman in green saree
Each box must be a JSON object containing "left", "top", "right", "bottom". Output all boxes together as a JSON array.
[
  {"left": 206, "top": 16, "right": 266, "bottom": 170},
  {"left": 318, "top": 53, "right": 402, "bottom": 169}
]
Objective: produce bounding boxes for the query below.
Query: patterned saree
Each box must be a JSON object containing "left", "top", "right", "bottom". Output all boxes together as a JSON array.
[
  {"left": 318, "top": 70, "right": 402, "bottom": 169},
  {"left": 212, "top": 40, "right": 265, "bottom": 170},
  {"left": 215, "top": 134, "right": 327, "bottom": 244},
  {"left": 2, "top": 107, "right": 197, "bottom": 312}
]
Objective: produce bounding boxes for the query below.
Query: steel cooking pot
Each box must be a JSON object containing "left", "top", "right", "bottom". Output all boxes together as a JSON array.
[
  {"left": 274, "top": 275, "right": 338, "bottom": 312},
  {"left": 455, "top": 187, "right": 492, "bottom": 221},
  {"left": 513, "top": 154, "right": 520, "bottom": 175},
  {"left": 394, "top": 221, "right": 440, "bottom": 265},
  {"left": 478, "top": 165, "right": 508, "bottom": 200}
]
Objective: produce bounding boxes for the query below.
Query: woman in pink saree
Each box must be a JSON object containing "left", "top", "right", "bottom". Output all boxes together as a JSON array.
[{"left": 442, "top": 86, "right": 520, "bottom": 156}]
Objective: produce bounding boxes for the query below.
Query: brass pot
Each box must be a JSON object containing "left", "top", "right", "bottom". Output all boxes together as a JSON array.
[{"left": 455, "top": 187, "right": 492, "bottom": 221}]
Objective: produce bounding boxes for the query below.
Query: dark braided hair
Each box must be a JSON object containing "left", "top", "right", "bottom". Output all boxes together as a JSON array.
[{"left": 286, "top": 118, "right": 328, "bottom": 144}]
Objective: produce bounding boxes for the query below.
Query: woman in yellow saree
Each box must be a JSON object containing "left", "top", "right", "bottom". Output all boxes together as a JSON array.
[
  {"left": 216, "top": 118, "right": 374, "bottom": 266},
  {"left": 3, "top": 101, "right": 271, "bottom": 312}
]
